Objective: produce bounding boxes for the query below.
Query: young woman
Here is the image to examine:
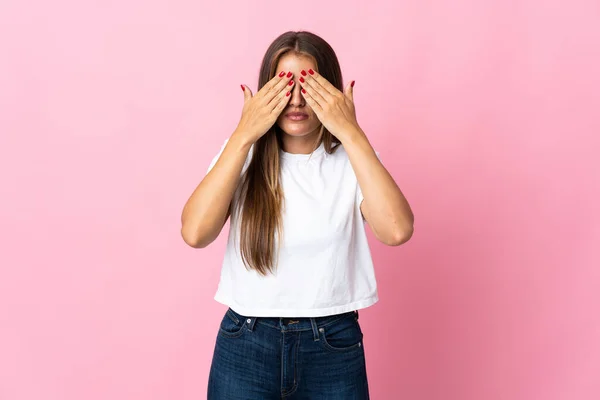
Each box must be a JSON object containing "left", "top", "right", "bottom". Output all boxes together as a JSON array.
[{"left": 181, "top": 31, "right": 414, "bottom": 399}]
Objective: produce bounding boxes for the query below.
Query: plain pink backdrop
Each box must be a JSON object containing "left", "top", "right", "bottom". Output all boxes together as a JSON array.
[{"left": 1, "top": 1, "right": 599, "bottom": 399}]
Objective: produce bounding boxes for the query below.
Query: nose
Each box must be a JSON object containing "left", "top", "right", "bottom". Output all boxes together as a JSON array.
[{"left": 289, "top": 79, "right": 305, "bottom": 107}]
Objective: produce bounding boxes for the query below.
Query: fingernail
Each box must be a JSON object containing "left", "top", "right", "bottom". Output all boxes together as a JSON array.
[
  {"left": 286, "top": 71, "right": 293, "bottom": 78},
  {"left": 288, "top": 80, "right": 294, "bottom": 86},
  {"left": 240, "top": 84, "right": 245, "bottom": 91},
  {"left": 351, "top": 80, "right": 355, "bottom": 87},
  {"left": 286, "top": 91, "right": 291, "bottom": 97},
  {"left": 301, "top": 70, "right": 307, "bottom": 76},
  {"left": 279, "top": 71, "right": 286, "bottom": 77},
  {"left": 308, "top": 69, "right": 315, "bottom": 75},
  {"left": 301, "top": 88, "right": 306, "bottom": 94},
  {"left": 299, "top": 76, "right": 305, "bottom": 83}
]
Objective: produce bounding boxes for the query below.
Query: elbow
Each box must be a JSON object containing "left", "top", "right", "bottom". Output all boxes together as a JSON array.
[
  {"left": 387, "top": 225, "right": 414, "bottom": 246},
  {"left": 180, "top": 225, "right": 211, "bottom": 249}
]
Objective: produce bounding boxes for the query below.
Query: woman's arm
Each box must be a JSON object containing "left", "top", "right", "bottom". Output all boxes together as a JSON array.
[
  {"left": 180, "top": 132, "right": 253, "bottom": 248},
  {"left": 181, "top": 73, "right": 297, "bottom": 248},
  {"left": 296, "top": 69, "right": 414, "bottom": 246},
  {"left": 344, "top": 128, "right": 414, "bottom": 246}
]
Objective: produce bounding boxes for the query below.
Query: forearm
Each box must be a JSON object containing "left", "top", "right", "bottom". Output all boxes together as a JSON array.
[
  {"left": 180, "top": 132, "right": 253, "bottom": 248},
  {"left": 342, "top": 128, "right": 414, "bottom": 243}
]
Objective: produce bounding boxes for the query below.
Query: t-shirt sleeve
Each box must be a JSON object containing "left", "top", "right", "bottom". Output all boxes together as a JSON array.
[
  {"left": 356, "top": 150, "right": 383, "bottom": 221},
  {"left": 205, "top": 137, "right": 254, "bottom": 178},
  {"left": 205, "top": 138, "right": 230, "bottom": 176}
]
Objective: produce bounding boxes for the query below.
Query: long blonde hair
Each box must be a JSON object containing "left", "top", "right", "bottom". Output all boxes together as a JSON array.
[{"left": 235, "top": 31, "right": 345, "bottom": 276}]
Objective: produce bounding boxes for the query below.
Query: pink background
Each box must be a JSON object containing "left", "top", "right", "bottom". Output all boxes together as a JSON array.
[{"left": 1, "top": 1, "right": 599, "bottom": 399}]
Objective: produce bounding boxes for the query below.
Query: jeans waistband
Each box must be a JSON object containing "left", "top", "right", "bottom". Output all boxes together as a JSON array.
[{"left": 226, "top": 307, "right": 359, "bottom": 332}]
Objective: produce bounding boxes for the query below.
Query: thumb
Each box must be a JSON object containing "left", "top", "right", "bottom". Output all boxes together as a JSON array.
[
  {"left": 344, "top": 80, "right": 355, "bottom": 101},
  {"left": 240, "top": 84, "right": 253, "bottom": 102}
]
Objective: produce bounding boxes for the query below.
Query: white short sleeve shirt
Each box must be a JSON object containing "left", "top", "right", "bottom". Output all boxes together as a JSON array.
[{"left": 205, "top": 138, "right": 381, "bottom": 317}]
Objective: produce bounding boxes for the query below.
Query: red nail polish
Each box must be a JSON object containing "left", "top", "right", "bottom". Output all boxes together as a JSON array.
[
  {"left": 288, "top": 80, "right": 294, "bottom": 86},
  {"left": 286, "top": 71, "right": 293, "bottom": 78},
  {"left": 308, "top": 69, "right": 314, "bottom": 75},
  {"left": 240, "top": 84, "right": 245, "bottom": 91},
  {"left": 299, "top": 76, "right": 305, "bottom": 83},
  {"left": 286, "top": 91, "right": 291, "bottom": 97},
  {"left": 279, "top": 71, "right": 285, "bottom": 77},
  {"left": 351, "top": 80, "right": 355, "bottom": 87},
  {"left": 301, "top": 70, "right": 307, "bottom": 76},
  {"left": 301, "top": 88, "right": 306, "bottom": 94}
]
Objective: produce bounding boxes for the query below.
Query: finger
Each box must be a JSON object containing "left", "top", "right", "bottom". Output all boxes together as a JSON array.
[
  {"left": 344, "top": 80, "right": 354, "bottom": 102},
  {"left": 299, "top": 76, "right": 328, "bottom": 108},
  {"left": 303, "top": 68, "right": 339, "bottom": 97},
  {"left": 240, "top": 84, "right": 253, "bottom": 102},
  {"left": 300, "top": 87, "right": 323, "bottom": 115},
  {"left": 266, "top": 73, "right": 295, "bottom": 106},
  {"left": 271, "top": 87, "right": 293, "bottom": 115},
  {"left": 257, "top": 70, "right": 288, "bottom": 99},
  {"left": 262, "top": 71, "right": 293, "bottom": 103}
]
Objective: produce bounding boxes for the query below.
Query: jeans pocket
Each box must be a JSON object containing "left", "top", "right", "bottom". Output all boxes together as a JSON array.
[
  {"left": 318, "top": 313, "right": 363, "bottom": 352},
  {"left": 218, "top": 308, "right": 247, "bottom": 338}
]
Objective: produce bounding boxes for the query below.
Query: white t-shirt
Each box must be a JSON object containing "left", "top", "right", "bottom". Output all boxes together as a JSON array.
[{"left": 204, "top": 137, "right": 381, "bottom": 317}]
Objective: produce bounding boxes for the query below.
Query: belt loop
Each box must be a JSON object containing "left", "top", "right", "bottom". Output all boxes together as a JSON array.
[
  {"left": 310, "top": 318, "right": 320, "bottom": 341},
  {"left": 355, "top": 310, "right": 359, "bottom": 320}
]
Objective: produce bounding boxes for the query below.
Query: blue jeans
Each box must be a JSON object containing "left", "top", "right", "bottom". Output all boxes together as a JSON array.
[{"left": 207, "top": 307, "right": 370, "bottom": 399}]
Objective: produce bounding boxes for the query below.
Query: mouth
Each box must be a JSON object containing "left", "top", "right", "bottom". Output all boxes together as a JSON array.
[{"left": 285, "top": 112, "right": 309, "bottom": 121}]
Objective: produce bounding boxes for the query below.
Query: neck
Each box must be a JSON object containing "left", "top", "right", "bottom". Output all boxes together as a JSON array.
[{"left": 280, "top": 127, "right": 322, "bottom": 154}]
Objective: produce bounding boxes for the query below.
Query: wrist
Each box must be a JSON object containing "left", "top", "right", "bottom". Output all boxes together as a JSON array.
[
  {"left": 338, "top": 124, "right": 365, "bottom": 144},
  {"left": 230, "top": 130, "right": 256, "bottom": 152}
]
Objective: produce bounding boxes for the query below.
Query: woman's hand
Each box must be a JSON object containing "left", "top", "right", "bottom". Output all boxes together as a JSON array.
[
  {"left": 298, "top": 69, "right": 359, "bottom": 141},
  {"left": 234, "top": 71, "right": 295, "bottom": 144}
]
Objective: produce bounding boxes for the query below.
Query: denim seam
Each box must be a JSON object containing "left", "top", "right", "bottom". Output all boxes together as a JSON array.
[
  {"left": 281, "top": 335, "right": 300, "bottom": 397},
  {"left": 318, "top": 324, "right": 363, "bottom": 353},
  {"left": 226, "top": 308, "right": 239, "bottom": 324},
  {"left": 218, "top": 309, "right": 246, "bottom": 338}
]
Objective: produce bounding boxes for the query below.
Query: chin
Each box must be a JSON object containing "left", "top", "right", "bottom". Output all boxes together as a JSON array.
[
  {"left": 278, "top": 123, "right": 319, "bottom": 137},
  {"left": 283, "top": 129, "right": 312, "bottom": 137}
]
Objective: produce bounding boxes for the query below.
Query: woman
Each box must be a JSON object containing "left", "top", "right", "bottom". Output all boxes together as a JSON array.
[{"left": 181, "top": 31, "right": 414, "bottom": 399}]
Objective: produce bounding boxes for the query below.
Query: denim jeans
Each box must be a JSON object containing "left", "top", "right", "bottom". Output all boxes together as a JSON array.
[{"left": 207, "top": 307, "right": 370, "bottom": 399}]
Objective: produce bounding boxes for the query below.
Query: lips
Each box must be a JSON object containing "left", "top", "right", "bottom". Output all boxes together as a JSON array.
[{"left": 285, "top": 112, "right": 309, "bottom": 121}]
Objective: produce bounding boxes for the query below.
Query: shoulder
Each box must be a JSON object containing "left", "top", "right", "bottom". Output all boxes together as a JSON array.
[
  {"left": 328, "top": 142, "right": 382, "bottom": 163},
  {"left": 324, "top": 142, "right": 381, "bottom": 162},
  {"left": 324, "top": 142, "right": 348, "bottom": 161},
  {"left": 206, "top": 137, "right": 254, "bottom": 175}
]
